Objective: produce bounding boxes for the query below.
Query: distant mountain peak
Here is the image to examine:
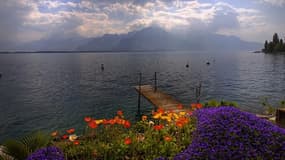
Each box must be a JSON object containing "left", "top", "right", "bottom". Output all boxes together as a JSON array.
[{"left": 18, "top": 26, "right": 262, "bottom": 52}]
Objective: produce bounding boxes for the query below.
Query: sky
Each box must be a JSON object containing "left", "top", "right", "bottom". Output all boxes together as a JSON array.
[{"left": 0, "top": 0, "right": 285, "bottom": 48}]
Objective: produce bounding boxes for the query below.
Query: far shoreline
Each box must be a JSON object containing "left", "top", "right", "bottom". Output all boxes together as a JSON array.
[{"left": 0, "top": 49, "right": 257, "bottom": 54}]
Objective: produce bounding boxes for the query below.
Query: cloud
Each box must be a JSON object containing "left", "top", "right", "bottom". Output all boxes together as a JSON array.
[
  {"left": 212, "top": 3, "right": 272, "bottom": 42},
  {"left": 40, "top": 1, "right": 77, "bottom": 9},
  {"left": 0, "top": 0, "right": 284, "bottom": 49},
  {"left": 208, "top": 2, "right": 240, "bottom": 31},
  {"left": 259, "top": 0, "right": 285, "bottom": 7},
  {"left": 0, "top": 0, "right": 33, "bottom": 49}
]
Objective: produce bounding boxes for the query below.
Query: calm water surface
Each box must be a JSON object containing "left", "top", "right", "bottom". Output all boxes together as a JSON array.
[{"left": 0, "top": 51, "right": 285, "bottom": 142}]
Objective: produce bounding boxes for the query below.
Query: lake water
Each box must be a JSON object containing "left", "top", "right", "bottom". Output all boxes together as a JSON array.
[{"left": 0, "top": 51, "right": 285, "bottom": 142}]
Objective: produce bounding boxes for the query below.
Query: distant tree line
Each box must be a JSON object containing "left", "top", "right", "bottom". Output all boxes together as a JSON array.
[{"left": 263, "top": 33, "right": 285, "bottom": 53}]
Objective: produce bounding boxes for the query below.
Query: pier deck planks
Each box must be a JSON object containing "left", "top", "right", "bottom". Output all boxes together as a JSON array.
[{"left": 134, "top": 85, "right": 189, "bottom": 112}]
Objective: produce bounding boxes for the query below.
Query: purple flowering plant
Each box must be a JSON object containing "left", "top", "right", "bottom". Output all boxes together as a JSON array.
[
  {"left": 174, "top": 107, "right": 285, "bottom": 160},
  {"left": 26, "top": 146, "right": 64, "bottom": 160}
]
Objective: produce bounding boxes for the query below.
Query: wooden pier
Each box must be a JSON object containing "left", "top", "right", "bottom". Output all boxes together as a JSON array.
[{"left": 135, "top": 85, "right": 188, "bottom": 112}]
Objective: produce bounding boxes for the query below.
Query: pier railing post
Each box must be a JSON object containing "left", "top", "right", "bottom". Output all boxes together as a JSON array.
[
  {"left": 276, "top": 108, "right": 285, "bottom": 128},
  {"left": 137, "top": 72, "right": 142, "bottom": 115},
  {"left": 195, "top": 81, "right": 202, "bottom": 103},
  {"left": 154, "top": 72, "right": 157, "bottom": 92}
]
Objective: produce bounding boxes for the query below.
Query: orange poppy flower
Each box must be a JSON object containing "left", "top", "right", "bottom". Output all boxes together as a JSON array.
[
  {"left": 66, "top": 128, "right": 75, "bottom": 134},
  {"left": 84, "top": 116, "right": 92, "bottom": 122},
  {"left": 117, "top": 110, "right": 123, "bottom": 116},
  {"left": 178, "top": 117, "right": 189, "bottom": 123},
  {"left": 114, "top": 116, "right": 120, "bottom": 120},
  {"left": 120, "top": 119, "right": 126, "bottom": 125},
  {"left": 142, "top": 115, "right": 147, "bottom": 121},
  {"left": 176, "top": 121, "right": 183, "bottom": 128},
  {"left": 164, "top": 136, "right": 172, "bottom": 142},
  {"left": 62, "top": 134, "right": 68, "bottom": 140},
  {"left": 88, "top": 120, "right": 97, "bottom": 129},
  {"left": 109, "top": 119, "right": 116, "bottom": 125},
  {"left": 153, "top": 124, "right": 164, "bottom": 131},
  {"left": 124, "top": 120, "right": 131, "bottom": 128},
  {"left": 196, "top": 103, "right": 203, "bottom": 109},
  {"left": 177, "top": 104, "right": 183, "bottom": 109},
  {"left": 116, "top": 119, "right": 123, "bottom": 125},
  {"left": 103, "top": 119, "right": 108, "bottom": 125},
  {"left": 191, "top": 103, "right": 197, "bottom": 109},
  {"left": 114, "top": 116, "right": 119, "bottom": 123},
  {"left": 51, "top": 131, "right": 58, "bottom": 137},
  {"left": 73, "top": 140, "right": 80, "bottom": 145},
  {"left": 124, "top": 137, "right": 132, "bottom": 145},
  {"left": 157, "top": 107, "right": 164, "bottom": 114}
]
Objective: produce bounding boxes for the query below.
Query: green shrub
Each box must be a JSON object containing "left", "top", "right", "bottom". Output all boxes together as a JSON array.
[
  {"left": 203, "top": 99, "right": 238, "bottom": 108},
  {"left": 2, "top": 132, "right": 50, "bottom": 160}
]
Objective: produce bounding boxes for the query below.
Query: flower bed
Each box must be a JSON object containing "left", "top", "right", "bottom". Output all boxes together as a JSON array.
[
  {"left": 174, "top": 107, "right": 285, "bottom": 160},
  {"left": 3, "top": 105, "right": 284, "bottom": 160},
  {"left": 49, "top": 105, "right": 198, "bottom": 159}
]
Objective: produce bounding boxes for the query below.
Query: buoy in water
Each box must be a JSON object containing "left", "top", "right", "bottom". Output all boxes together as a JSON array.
[
  {"left": 206, "top": 62, "right": 210, "bottom": 65},
  {"left": 186, "top": 64, "right": 189, "bottom": 68},
  {"left": 101, "top": 64, "right": 104, "bottom": 71}
]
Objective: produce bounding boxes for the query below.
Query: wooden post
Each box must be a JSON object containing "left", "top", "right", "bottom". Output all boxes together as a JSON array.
[
  {"left": 195, "top": 81, "right": 202, "bottom": 103},
  {"left": 137, "top": 72, "right": 142, "bottom": 115},
  {"left": 154, "top": 72, "right": 157, "bottom": 92},
  {"left": 276, "top": 108, "right": 285, "bottom": 127}
]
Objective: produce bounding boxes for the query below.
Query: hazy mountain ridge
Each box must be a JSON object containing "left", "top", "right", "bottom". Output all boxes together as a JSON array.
[
  {"left": 9, "top": 27, "right": 262, "bottom": 52},
  {"left": 77, "top": 27, "right": 261, "bottom": 51}
]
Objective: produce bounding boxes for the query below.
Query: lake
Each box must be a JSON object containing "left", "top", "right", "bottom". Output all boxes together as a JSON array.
[{"left": 0, "top": 51, "right": 285, "bottom": 142}]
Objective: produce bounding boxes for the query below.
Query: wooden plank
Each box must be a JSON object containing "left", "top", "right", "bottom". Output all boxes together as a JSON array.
[{"left": 134, "top": 85, "right": 188, "bottom": 112}]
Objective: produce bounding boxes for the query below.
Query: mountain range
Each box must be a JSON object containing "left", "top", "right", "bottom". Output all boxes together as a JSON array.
[{"left": 15, "top": 27, "right": 261, "bottom": 52}]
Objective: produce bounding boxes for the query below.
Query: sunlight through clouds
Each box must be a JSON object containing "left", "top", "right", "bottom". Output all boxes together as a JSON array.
[{"left": 0, "top": 0, "right": 284, "bottom": 47}]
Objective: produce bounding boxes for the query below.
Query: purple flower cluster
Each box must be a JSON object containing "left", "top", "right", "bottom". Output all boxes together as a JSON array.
[
  {"left": 174, "top": 107, "right": 285, "bottom": 160},
  {"left": 26, "top": 146, "right": 64, "bottom": 160}
]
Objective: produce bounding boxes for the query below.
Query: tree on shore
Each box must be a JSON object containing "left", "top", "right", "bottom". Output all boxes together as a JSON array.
[
  {"left": 264, "top": 40, "right": 268, "bottom": 51},
  {"left": 263, "top": 33, "right": 285, "bottom": 53}
]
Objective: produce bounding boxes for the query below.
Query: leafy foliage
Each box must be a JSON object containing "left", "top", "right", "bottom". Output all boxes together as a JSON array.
[
  {"left": 260, "top": 97, "right": 285, "bottom": 115},
  {"left": 2, "top": 132, "right": 50, "bottom": 160},
  {"left": 280, "top": 100, "right": 285, "bottom": 108},
  {"left": 203, "top": 99, "right": 238, "bottom": 108},
  {"left": 260, "top": 97, "right": 274, "bottom": 115},
  {"left": 263, "top": 33, "right": 285, "bottom": 53}
]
